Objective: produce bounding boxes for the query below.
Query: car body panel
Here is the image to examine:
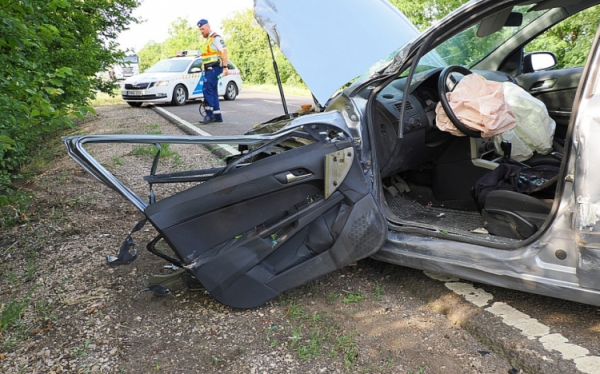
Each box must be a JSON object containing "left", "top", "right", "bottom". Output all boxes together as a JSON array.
[
  {"left": 516, "top": 67, "right": 583, "bottom": 136},
  {"left": 254, "top": 0, "right": 420, "bottom": 105}
]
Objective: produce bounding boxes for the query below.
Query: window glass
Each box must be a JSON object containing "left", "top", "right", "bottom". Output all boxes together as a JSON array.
[
  {"left": 525, "top": 5, "right": 600, "bottom": 69},
  {"left": 146, "top": 59, "right": 190, "bottom": 73},
  {"left": 190, "top": 59, "right": 203, "bottom": 71}
]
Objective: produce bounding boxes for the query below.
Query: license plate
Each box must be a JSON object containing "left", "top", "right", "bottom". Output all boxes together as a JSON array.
[{"left": 127, "top": 91, "right": 142, "bottom": 96}]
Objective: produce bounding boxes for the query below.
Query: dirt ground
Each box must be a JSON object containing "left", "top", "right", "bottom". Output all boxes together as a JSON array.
[{"left": 0, "top": 105, "right": 515, "bottom": 373}]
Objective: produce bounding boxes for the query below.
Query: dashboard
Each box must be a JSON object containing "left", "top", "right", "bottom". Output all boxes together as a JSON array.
[{"left": 373, "top": 67, "right": 516, "bottom": 177}]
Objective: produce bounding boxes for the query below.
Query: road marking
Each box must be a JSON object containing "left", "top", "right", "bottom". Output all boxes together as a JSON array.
[
  {"left": 151, "top": 105, "right": 238, "bottom": 156},
  {"left": 444, "top": 282, "right": 493, "bottom": 307},
  {"left": 424, "top": 271, "right": 600, "bottom": 374},
  {"left": 263, "top": 99, "right": 305, "bottom": 106}
]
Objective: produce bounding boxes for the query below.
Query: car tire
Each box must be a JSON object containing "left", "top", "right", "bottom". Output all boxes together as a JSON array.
[
  {"left": 223, "top": 82, "right": 238, "bottom": 101},
  {"left": 127, "top": 102, "right": 142, "bottom": 108},
  {"left": 171, "top": 84, "right": 188, "bottom": 106}
]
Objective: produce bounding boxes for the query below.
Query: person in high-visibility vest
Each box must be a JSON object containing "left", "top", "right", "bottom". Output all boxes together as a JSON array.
[{"left": 198, "top": 19, "right": 228, "bottom": 123}]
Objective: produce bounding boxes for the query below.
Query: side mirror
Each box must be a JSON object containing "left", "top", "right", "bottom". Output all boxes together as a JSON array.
[
  {"left": 523, "top": 52, "right": 557, "bottom": 73},
  {"left": 190, "top": 67, "right": 202, "bottom": 73}
]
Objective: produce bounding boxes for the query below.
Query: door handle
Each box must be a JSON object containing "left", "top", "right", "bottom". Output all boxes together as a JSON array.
[
  {"left": 274, "top": 170, "right": 313, "bottom": 184},
  {"left": 285, "top": 172, "right": 312, "bottom": 183},
  {"left": 530, "top": 79, "right": 556, "bottom": 91}
]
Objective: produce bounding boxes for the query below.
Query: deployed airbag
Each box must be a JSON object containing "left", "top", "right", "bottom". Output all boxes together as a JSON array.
[
  {"left": 436, "top": 74, "right": 516, "bottom": 138},
  {"left": 494, "top": 83, "right": 556, "bottom": 161},
  {"left": 436, "top": 73, "right": 556, "bottom": 161}
]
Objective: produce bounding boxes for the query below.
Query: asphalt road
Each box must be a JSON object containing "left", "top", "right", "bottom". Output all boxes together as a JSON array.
[
  {"left": 154, "top": 88, "right": 314, "bottom": 136},
  {"left": 154, "top": 90, "right": 600, "bottom": 374}
]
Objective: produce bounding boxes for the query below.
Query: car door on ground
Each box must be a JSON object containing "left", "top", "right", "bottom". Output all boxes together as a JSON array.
[{"left": 141, "top": 128, "right": 387, "bottom": 308}]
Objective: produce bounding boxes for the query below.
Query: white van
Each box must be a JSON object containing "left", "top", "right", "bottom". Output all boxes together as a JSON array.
[{"left": 111, "top": 54, "right": 140, "bottom": 80}]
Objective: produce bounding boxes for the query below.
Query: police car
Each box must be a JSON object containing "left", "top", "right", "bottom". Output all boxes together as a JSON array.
[{"left": 121, "top": 50, "right": 243, "bottom": 107}]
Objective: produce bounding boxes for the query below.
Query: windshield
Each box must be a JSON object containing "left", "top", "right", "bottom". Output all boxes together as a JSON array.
[
  {"left": 124, "top": 55, "right": 139, "bottom": 64},
  {"left": 365, "top": 5, "right": 549, "bottom": 79},
  {"left": 145, "top": 59, "right": 190, "bottom": 73},
  {"left": 417, "top": 6, "right": 547, "bottom": 71}
]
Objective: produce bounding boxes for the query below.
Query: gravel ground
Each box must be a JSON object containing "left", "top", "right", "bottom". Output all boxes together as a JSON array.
[{"left": 0, "top": 105, "right": 514, "bottom": 373}]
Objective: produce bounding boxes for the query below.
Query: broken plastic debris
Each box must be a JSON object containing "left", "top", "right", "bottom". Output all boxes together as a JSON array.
[
  {"left": 577, "top": 195, "right": 600, "bottom": 228},
  {"left": 470, "top": 227, "right": 489, "bottom": 234}
]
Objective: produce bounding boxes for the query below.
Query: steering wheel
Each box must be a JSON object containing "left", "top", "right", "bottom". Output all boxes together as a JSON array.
[{"left": 437, "top": 65, "right": 481, "bottom": 138}]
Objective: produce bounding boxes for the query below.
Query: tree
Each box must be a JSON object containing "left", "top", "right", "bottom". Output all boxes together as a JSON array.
[
  {"left": 0, "top": 0, "right": 140, "bottom": 209},
  {"left": 222, "top": 9, "right": 301, "bottom": 86},
  {"left": 526, "top": 5, "right": 600, "bottom": 69},
  {"left": 388, "top": 0, "right": 468, "bottom": 31},
  {"left": 138, "top": 17, "right": 202, "bottom": 72}
]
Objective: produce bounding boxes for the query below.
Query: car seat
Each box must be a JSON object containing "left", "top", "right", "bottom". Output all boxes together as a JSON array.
[{"left": 473, "top": 160, "right": 559, "bottom": 239}]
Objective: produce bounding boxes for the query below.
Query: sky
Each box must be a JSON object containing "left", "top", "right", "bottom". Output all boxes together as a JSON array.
[{"left": 117, "top": 0, "right": 254, "bottom": 53}]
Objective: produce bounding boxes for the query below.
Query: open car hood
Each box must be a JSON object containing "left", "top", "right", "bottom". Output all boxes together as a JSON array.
[{"left": 254, "top": 0, "right": 420, "bottom": 105}]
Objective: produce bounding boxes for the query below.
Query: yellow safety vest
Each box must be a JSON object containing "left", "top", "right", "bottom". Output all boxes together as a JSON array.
[{"left": 201, "top": 33, "right": 223, "bottom": 66}]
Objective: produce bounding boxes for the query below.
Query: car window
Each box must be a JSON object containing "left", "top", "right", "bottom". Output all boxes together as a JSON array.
[
  {"left": 227, "top": 62, "right": 235, "bottom": 70},
  {"left": 145, "top": 59, "right": 190, "bottom": 73},
  {"left": 189, "top": 59, "right": 203, "bottom": 71},
  {"left": 525, "top": 4, "right": 600, "bottom": 69},
  {"left": 425, "top": 5, "right": 547, "bottom": 69}
]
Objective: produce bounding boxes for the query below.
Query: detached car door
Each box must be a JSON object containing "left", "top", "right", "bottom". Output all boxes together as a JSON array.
[{"left": 65, "top": 113, "right": 386, "bottom": 308}]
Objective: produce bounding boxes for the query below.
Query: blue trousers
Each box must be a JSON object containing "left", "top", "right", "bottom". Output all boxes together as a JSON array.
[{"left": 202, "top": 66, "right": 223, "bottom": 120}]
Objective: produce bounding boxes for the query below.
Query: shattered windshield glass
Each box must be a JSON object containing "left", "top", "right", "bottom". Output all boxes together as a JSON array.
[
  {"left": 424, "top": 6, "right": 547, "bottom": 69},
  {"left": 364, "top": 5, "right": 548, "bottom": 79}
]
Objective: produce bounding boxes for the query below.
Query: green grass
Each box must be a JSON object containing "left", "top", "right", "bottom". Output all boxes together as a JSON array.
[
  {"left": 327, "top": 292, "right": 339, "bottom": 305},
  {"left": 330, "top": 334, "right": 360, "bottom": 368},
  {"left": 0, "top": 286, "right": 39, "bottom": 350},
  {"left": 372, "top": 282, "right": 385, "bottom": 301},
  {"left": 112, "top": 156, "right": 124, "bottom": 166},
  {"left": 130, "top": 143, "right": 182, "bottom": 165},
  {"left": 342, "top": 292, "right": 364, "bottom": 303},
  {"left": 72, "top": 338, "right": 91, "bottom": 357},
  {"left": 269, "top": 295, "right": 361, "bottom": 368},
  {"left": 286, "top": 301, "right": 309, "bottom": 320},
  {"left": 89, "top": 87, "right": 124, "bottom": 107},
  {"left": 296, "top": 327, "right": 327, "bottom": 359},
  {"left": 0, "top": 295, "right": 31, "bottom": 334}
]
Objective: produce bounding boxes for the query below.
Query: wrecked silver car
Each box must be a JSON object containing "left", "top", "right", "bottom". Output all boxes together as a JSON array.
[{"left": 65, "top": 0, "right": 600, "bottom": 308}]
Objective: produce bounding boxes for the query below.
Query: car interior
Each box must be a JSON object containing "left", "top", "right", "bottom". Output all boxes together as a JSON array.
[{"left": 371, "top": 0, "right": 598, "bottom": 243}]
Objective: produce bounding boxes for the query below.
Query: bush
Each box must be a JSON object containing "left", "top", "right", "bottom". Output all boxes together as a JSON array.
[{"left": 0, "top": 0, "right": 139, "bottom": 214}]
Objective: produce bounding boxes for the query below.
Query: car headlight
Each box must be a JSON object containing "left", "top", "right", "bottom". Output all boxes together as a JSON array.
[{"left": 156, "top": 81, "right": 169, "bottom": 86}]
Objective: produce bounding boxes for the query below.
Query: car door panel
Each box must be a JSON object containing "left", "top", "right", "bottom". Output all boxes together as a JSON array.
[
  {"left": 145, "top": 139, "right": 386, "bottom": 308},
  {"left": 516, "top": 67, "right": 583, "bottom": 138}
]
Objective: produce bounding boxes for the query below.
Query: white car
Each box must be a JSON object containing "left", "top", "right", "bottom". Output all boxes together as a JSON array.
[{"left": 121, "top": 51, "right": 243, "bottom": 107}]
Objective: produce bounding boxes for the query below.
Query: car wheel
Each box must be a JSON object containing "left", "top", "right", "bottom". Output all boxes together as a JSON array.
[
  {"left": 223, "top": 82, "right": 238, "bottom": 101},
  {"left": 127, "top": 102, "right": 142, "bottom": 108},
  {"left": 171, "top": 84, "right": 188, "bottom": 106}
]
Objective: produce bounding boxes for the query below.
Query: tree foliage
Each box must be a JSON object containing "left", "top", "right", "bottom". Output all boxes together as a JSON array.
[
  {"left": 138, "top": 18, "right": 203, "bottom": 72},
  {"left": 526, "top": 5, "right": 600, "bottom": 68},
  {"left": 0, "top": 0, "right": 139, "bottom": 206},
  {"left": 388, "top": 0, "right": 467, "bottom": 31},
  {"left": 222, "top": 9, "right": 303, "bottom": 86}
]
